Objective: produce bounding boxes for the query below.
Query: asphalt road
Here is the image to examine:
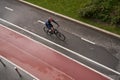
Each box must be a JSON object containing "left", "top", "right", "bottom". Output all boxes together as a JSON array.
[{"left": 0, "top": 0, "right": 120, "bottom": 79}]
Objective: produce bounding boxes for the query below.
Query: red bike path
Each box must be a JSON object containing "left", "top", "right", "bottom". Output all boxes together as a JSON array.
[{"left": 0, "top": 25, "right": 110, "bottom": 80}]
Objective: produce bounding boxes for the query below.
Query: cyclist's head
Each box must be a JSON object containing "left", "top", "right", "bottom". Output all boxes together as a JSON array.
[{"left": 48, "top": 17, "right": 53, "bottom": 21}]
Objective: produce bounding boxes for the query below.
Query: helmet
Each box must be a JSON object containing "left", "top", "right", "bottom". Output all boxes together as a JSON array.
[{"left": 49, "top": 17, "right": 53, "bottom": 21}]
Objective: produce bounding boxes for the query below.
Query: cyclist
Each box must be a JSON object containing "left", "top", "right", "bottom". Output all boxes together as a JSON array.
[{"left": 45, "top": 17, "right": 59, "bottom": 33}]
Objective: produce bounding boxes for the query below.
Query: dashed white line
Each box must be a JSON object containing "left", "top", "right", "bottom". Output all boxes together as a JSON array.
[
  {"left": 5, "top": 6, "right": 14, "bottom": 11},
  {"left": 37, "top": 20, "right": 45, "bottom": 24},
  {"left": 71, "top": 32, "right": 81, "bottom": 38},
  {"left": 71, "top": 32, "right": 95, "bottom": 45},
  {"left": 81, "top": 37, "right": 95, "bottom": 44}
]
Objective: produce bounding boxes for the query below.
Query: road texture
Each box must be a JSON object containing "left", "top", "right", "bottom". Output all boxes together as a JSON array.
[
  {"left": 0, "top": 55, "right": 38, "bottom": 80},
  {"left": 0, "top": 0, "right": 120, "bottom": 79}
]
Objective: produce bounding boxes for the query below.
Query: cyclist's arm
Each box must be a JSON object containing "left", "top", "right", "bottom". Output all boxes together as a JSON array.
[{"left": 52, "top": 20, "right": 59, "bottom": 27}]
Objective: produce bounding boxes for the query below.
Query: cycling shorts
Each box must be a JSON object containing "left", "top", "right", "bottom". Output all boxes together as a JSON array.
[{"left": 45, "top": 23, "right": 53, "bottom": 29}]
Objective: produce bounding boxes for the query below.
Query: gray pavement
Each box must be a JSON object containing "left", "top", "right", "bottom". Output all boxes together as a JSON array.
[
  {"left": 0, "top": 0, "right": 120, "bottom": 79},
  {"left": 0, "top": 56, "right": 37, "bottom": 80}
]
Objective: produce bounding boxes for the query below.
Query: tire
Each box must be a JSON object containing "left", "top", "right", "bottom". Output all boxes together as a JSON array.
[{"left": 56, "top": 32, "right": 65, "bottom": 41}]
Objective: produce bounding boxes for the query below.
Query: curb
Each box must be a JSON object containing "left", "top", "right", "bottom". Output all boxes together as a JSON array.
[{"left": 19, "top": 0, "right": 120, "bottom": 39}]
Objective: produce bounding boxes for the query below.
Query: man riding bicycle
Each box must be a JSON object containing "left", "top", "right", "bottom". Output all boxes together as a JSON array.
[{"left": 45, "top": 17, "right": 59, "bottom": 33}]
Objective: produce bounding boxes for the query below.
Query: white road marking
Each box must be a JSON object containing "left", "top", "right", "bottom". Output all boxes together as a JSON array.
[
  {"left": 37, "top": 20, "right": 45, "bottom": 24},
  {"left": 71, "top": 32, "right": 95, "bottom": 45},
  {"left": 71, "top": 32, "right": 81, "bottom": 38},
  {"left": 5, "top": 6, "right": 14, "bottom": 11},
  {"left": 81, "top": 37, "right": 95, "bottom": 44},
  {"left": 0, "top": 56, "right": 39, "bottom": 80},
  {"left": 0, "top": 18, "right": 116, "bottom": 79}
]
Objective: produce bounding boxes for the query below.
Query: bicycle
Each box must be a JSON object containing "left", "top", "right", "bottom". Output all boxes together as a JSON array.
[{"left": 43, "top": 27, "right": 66, "bottom": 41}]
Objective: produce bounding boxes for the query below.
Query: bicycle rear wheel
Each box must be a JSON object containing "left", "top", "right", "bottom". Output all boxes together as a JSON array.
[{"left": 56, "top": 32, "right": 65, "bottom": 41}]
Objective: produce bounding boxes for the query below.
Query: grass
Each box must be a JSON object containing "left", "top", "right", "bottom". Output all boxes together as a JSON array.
[{"left": 25, "top": 0, "right": 120, "bottom": 35}]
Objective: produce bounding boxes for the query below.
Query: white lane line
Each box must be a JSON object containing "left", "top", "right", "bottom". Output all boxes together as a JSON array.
[
  {"left": 37, "top": 20, "right": 45, "bottom": 24},
  {"left": 5, "top": 6, "right": 14, "bottom": 11},
  {"left": 72, "top": 32, "right": 95, "bottom": 45},
  {"left": 81, "top": 37, "right": 95, "bottom": 44},
  {"left": 71, "top": 32, "right": 81, "bottom": 37},
  {"left": 0, "top": 18, "right": 117, "bottom": 79},
  {"left": 0, "top": 56, "right": 39, "bottom": 80}
]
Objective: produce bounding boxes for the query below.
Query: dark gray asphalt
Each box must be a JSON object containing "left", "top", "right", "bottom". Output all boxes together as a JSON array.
[
  {"left": 0, "top": 56, "right": 37, "bottom": 80},
  {"left": 0, "top": 0, "right": 120, "bottom": 79}
]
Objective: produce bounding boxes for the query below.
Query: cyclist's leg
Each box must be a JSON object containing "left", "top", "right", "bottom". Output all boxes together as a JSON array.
[
  {"left": 46, "top": 24, "right": 54, "bottom": 33},
  {"left": 48, "top": 24, "right": 54, "bottom": 33},
  {"left": 51, "top": 26, "right": 54, "bottom": 32},
  {"left": 45, "top": 24, "right": 50, "bottom": 30}
]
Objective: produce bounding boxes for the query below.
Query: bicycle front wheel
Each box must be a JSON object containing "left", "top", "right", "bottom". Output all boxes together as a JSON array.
[{"left": 56, "top": 32, "right": 65, "bottom": 41}]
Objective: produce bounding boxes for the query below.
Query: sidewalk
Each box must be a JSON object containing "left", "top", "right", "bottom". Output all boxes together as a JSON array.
[{"left": 0, "top": 56, "right": 38, "bottom": 80}]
